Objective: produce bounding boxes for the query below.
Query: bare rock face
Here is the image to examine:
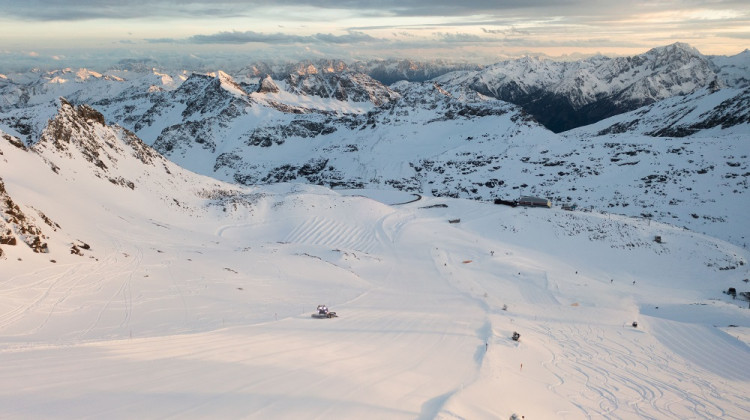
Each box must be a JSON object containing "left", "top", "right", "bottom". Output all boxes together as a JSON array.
[
  {"left": 285, "top": 71, "right": 400, "bottom": 106},
  {"left": 36, "top": 98, "right": 113, "bottom": 171},
  {"left": 33, "top": 97, "right": 163, "bottom": 187},
  {"left": 257, "top": 74, "right": 280, "bottom": 94},
  {"left": 1, "top": 132, "right": 25, "bottom": 150},
  {"left": 0, "top": 177, "right": 48, "bottom": 253}
]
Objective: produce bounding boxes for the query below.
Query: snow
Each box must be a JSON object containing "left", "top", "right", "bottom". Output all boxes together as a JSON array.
[
  {"left": 1, "top": 57, "right": 746, "bottom": 251},
  {"left": 433, "top": 43, "right": 719, "bottom": 113},
  {"left": 0, "top": 46, "right": 749, "bottom": 418},
  {"left": 1, "top": 125, "right": 749, "bottom": 419}
]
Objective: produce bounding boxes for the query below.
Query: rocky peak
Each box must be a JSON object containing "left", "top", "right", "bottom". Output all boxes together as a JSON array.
[
  {"left": 0, "top": 177, "right": 51, "bottom": 254},
  {"left": 257, "top": 74, "right": 280, "bottom": 94},
  {"left": 291, "top": 59, "right": 348, "bottom": 76},
  {"left": 213, "top": 70, "right": 247, "bottom": 96},
  {"left": 285, "top": 71, "right": 399, "bottom": 106},
  {"left": 712, "top": 48, "right": 750, "bottom": 88},
  {"left": 35, "top": 98, "right": 113, "bottom": 171},
  {"left": 433, "top": 42, "right": 722, "bottom": 132},
  {"left": 645, "top": 42, "right": 704, "bottom": 63},
  {"left": 175, "top": 73, "right": 250, "bottom": 118}
]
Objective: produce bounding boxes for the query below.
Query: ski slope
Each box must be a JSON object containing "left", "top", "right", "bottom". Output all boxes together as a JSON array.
[{"left": 1, "top": 180, "right": 748, "bottom": 419}]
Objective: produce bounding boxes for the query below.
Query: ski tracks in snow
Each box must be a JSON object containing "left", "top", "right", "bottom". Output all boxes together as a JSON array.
[
  {"left": 533, "top": 322, "right": 747, "bottom": 419},
  {"left": 0, "top": 263, "right": 86, "bottom": 336},
  {"left": 0, "top": 238, "right": 142, "bottom": 343},
  {"left": 80, "top": 239, "right": 140, "bottom": 339},
  {"left": 284, "top": 215, "right": 381, "bottom": 254}
]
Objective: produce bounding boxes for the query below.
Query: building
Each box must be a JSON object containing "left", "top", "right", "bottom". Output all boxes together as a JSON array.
[{"left": 518, "top": 196, "right": 551, "bottom": 208}]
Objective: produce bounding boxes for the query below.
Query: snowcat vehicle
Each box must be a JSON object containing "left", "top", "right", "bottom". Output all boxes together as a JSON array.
[{"left": 311, "top": 304, "right": 338, "bottom": 318}]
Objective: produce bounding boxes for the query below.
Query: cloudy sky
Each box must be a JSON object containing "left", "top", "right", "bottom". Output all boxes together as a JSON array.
[{"left": 1, "top": 0, "right": 748, "bottom": 71}]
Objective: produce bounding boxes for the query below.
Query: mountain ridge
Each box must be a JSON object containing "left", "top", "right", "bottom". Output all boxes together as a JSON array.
[{"left": 0, "top": 43, "right": 747, "bottom": 246}]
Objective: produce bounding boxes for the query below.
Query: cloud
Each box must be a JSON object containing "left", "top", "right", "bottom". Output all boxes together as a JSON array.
[
  {"left": 0, "top": 1, "right": 519, "bottom": 20},
  {"left": 0, "top": 0, "right": 248, "bottom": 20},
  {"left": 315, "top": 31, "right": 377, "bottom": 44},
  {"left": 433, "top": 32, "right": 496, "bottom": 43},
  {"left": 148, "top": 30, "right": 381, "bottom": 45},
  {"left": 0, "top": 0, "right": 747, "bottom": 71},
  {"left": 723, "top": 31, "right": 750, "bottom": 39},
  {"left": 145, "top": 38, "right": 185, "bottom": 44},
  {"left": 2, "top": 0, "right": 748, "bottom": 25},
  {"left": 481, "top": 27, "right": 530, "bottom": 36},
  {"left": 0, "top": 1, "right": 701, "bottom": 21}
]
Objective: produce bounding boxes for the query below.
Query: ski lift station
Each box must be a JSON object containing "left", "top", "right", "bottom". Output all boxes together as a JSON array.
[{"left": 518, "top": 196, "right": 551, "bottom": 208}]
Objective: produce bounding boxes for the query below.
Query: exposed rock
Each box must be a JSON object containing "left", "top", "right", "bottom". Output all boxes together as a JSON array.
[
  {"left": 436, "top": 42, "right": 721, "bottom": 132},
  {"left": 257, "top": 74, "right": 280, "bottom": 94},
  {"left": 0, "top": 177, "right": 48, "bottom": 253},
  {"left": 286, "top": 71, "right": 400, "bottom": 106}
]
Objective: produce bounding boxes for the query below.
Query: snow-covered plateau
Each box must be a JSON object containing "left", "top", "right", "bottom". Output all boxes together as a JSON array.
[{"left": 0, "top": 43, "right": 749, "bottom": 419}]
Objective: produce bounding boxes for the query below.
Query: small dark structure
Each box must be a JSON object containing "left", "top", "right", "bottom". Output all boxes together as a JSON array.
[
  {"left": 511, "top": 331, "right": 520, "bottom": 341},
  {"left": 728, "top": 287, "right": 737, "bottom": 298},
  {"left": 448, "top": 218, "right": 461, "bottom": 224},
  {"left": 518, "top": 196, "right": 551, "bottom": 208},
  {"left": 632, "top": 321, "right": 638, "bottom": 328},
  {"left": 654, "top": 235, "right": 662, "bottom": 244},
  {"left": 494, "top": 198, "right": 518, "bottom": 207},
  {"left": 561, "top": 203, "right": 577, "bottom": 211}
]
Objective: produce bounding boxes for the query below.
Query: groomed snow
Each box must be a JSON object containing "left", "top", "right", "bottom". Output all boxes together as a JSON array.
[{"left": 1, "top": 166, "right": 748, "bottom": 419}]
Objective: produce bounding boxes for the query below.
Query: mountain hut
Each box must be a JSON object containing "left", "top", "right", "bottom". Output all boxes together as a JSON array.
[{"left": 518, "top": 196, "right": 551, "bottom": 208}]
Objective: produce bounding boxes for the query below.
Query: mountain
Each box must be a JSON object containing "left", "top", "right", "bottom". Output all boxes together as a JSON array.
[
  {"left": 0, "top": 44, "right": 748, "bottom": 247},
  {"left": 572, "top": 85, "right": 750, "bottom": 137},
  {"left": 284, "top": 71, "right": 400, "bottom": 106},
  {"left": 231, "top": 58, "right": 482, "bottom": 85},
  {"left": 0, "top": 97, "right": 256, "bottom": 262},
  {"left": 226, "top": 47, "right": 738, "bottom": 133},
  {"left": 711, "top": 48, "right": 750, "bottom": 88},
  {"left": 1, "top": 96, "right": 749, "bottom": 419},
  {"left": 99, "top": 72, "right": 750, "bottom": 246},
  {"left": 350, "top": 58, "right": 484, "bottom": 85},
  {"left": 434, "top": 43, "right": 722, "bottom": 132},
  {"left": 0, "top": 67, "right": 186, "bottom": 145}
]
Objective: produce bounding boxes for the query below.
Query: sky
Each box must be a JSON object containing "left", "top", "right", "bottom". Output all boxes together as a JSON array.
[{"left": 0, "top": 0, "right": 748, "bottom": 72}]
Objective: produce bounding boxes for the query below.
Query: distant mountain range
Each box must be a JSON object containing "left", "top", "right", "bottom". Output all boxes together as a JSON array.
[{"left": 0, "top": 43, "right": 748, "bottom": 246}]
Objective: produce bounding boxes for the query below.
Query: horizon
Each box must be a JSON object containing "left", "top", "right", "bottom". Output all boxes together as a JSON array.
[
  {"left": 0, "top": 0, "right": 748, "bottom": 73},
  {"left": 0, "top": 42, "right": 747, "bottom": 76}
]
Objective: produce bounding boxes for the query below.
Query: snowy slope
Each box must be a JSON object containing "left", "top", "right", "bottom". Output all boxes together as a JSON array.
[
  {"left": 574, "top": 86, "right": 750, "bottom": 137},
  {"left": 89, "top": 74, "right": 748, "bottom": 247},
  {"left": 712, "top": 49, "right": 750, "bottom": 88},
  {"left": 1, "top": 112, "right": 749, "bottom": 418},
  {"left": 0, "top": 46, "right": 748, "bottom": 248}
]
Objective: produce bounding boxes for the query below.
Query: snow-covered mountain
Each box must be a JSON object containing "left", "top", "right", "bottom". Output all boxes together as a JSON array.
[
  {"left": 0, "top": 67, "right": 186, "bottom": 145},
  {"left": 712, "top": 48, "right": 750, "bottom": 88},
  {"left": 0, "top": 98, "right": 245, "bottom": 262},
  {"left": 1, "top": 43, "right": 742, "bottom": 139},
  {"left": 571, "top": 85, "right": 750, "bottom": 137},
  {"left": 434, "top": 43, "right": 735, "bottom": 132},
  {"left": 1, "top": 92, "right": 749, "bottom": 418},
  {"left": 230, "top": 58, "right": 483, "bottom": 86},
  {"left": 0, "top": 43, "right": 748, "bottom": 248}
]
